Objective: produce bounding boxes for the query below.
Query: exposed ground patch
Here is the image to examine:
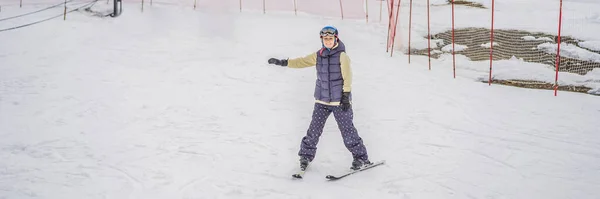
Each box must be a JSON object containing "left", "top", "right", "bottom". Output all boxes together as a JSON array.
[
  {"left": 484, "top": 79, "right": 599, "bottom": 96},
  {"left": 432, "top": 0, "right": 486, "bottom": 9},
  {"left": 411, "top": 28, "right": 600, "bottom": 95},
  {"left": 449, "top": 0, "right": 486, "bottom": 9}
]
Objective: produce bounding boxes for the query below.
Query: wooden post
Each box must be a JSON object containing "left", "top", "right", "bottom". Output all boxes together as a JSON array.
[
  {"left": 365, "top": 0, "right": 369, "bottom": 23},
  {"left": 263, "top": 0, "right": 265, "bottom": 14},
  {"left": 141, "top": 0, "right": 144, "bottom": 12},
  {"left": 239, "top": 0, "right": 242, "bottom": 12},
  {"left": 63, "top": 0, "right": 67, "bottom": 20},
  {"left": 194, "top": 0, "right": 197, "bottom": 10},
  {"left": 379, "top": 0, "right": 382, "bottom": 22},
  {"left": 20, "top": 0, "right": 22, "bottom": 8},
  {"left": 294, "top": 0, "right": 297, "bottom": 16},
  {"left": 339, "top": 0, "right": 344, "bottom": 19},
  {"left": 427, "top": 0, "right": 431, "bottom": 70}
]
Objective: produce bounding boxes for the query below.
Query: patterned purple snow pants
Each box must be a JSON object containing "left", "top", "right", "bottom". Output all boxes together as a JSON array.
[{"left": 298, "top": 103, "right": 369, "bottom": 161}]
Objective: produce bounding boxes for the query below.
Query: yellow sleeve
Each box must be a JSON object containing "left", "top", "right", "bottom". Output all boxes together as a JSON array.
[
  {"left": 287, "top": 52, "right": 317, "bottom": 68},
  {"left": 340, "top": 52, "right": 352, "bottom": 92}
]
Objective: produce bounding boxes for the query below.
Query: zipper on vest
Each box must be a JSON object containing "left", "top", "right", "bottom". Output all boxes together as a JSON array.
[{"left": 327, "top": 57, "right": 331, "bottom": 101}]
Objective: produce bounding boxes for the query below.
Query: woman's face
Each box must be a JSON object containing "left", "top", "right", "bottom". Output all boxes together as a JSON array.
[{"left": 322, "top": 36, "right": 335, "bottom": 48}]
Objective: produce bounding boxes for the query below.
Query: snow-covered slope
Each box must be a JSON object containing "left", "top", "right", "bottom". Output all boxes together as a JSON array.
[{"left": 1, "top": 2, "right": 599, "bottom": 199}]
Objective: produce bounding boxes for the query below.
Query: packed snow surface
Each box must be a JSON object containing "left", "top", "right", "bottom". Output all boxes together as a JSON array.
[{"left": 1, "top": 1, "right": 599, "bottom": 199}]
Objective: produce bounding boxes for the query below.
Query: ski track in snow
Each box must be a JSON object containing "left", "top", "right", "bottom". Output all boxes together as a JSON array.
[{"left": 0, "top": 2, "right": 600, "bottom": 199}]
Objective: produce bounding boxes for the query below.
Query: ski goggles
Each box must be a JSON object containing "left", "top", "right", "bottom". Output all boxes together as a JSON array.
[{"left": 320, "top": 28, "right": 337, "bottom": 37}]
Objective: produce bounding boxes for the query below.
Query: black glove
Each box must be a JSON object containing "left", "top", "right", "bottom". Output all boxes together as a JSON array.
[
  {"left": 340, "top": 92, "right": 351, "bottom": 111},
  {"left": 268, "top": 58, "right": 288, "bottom": 66}
]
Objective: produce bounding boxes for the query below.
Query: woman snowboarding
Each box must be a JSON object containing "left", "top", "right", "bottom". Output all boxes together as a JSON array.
[{"left": 267, "top": 26, "right": 372, "bottom": 171}]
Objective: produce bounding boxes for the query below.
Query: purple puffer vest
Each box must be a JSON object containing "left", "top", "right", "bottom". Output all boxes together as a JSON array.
[{"left": 313, "top": 40, "right": 350, "bottom": 103}]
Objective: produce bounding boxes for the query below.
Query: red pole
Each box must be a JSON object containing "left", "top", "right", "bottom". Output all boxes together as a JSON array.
[
  {"left": 339, "top": 0, "right": 344, "bottom": 20},
  {"left": 387, "top": 0, "right": 392, "bottom": 14},
  {"left": 554, "top": 0, "right": 563, "bottom": 96},
  {"left": 451, "top": 0, "right": 456, "bottom": 78},
  {"left": 386, "top": 0, "right": 394, "bottom": 52},
  {"left": 390, "top": 0, "right": 401, "bottom": 57},
  {"left": 408, "top": 0, "right": 413, "bottom": 64},
  {"left": 489, "top": 0, "right": 495, "bottom": 85},
  {"left": 427, "top": 0, "right": 431, "bottom": 70}
]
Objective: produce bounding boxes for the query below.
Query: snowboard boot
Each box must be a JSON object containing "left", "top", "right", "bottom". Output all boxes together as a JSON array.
[
  {"left": 299, "top": 156, "right": 311, "bottom": 171},
  {"left": 351, "top": 158, "right": 372, "bottom": 170}
]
